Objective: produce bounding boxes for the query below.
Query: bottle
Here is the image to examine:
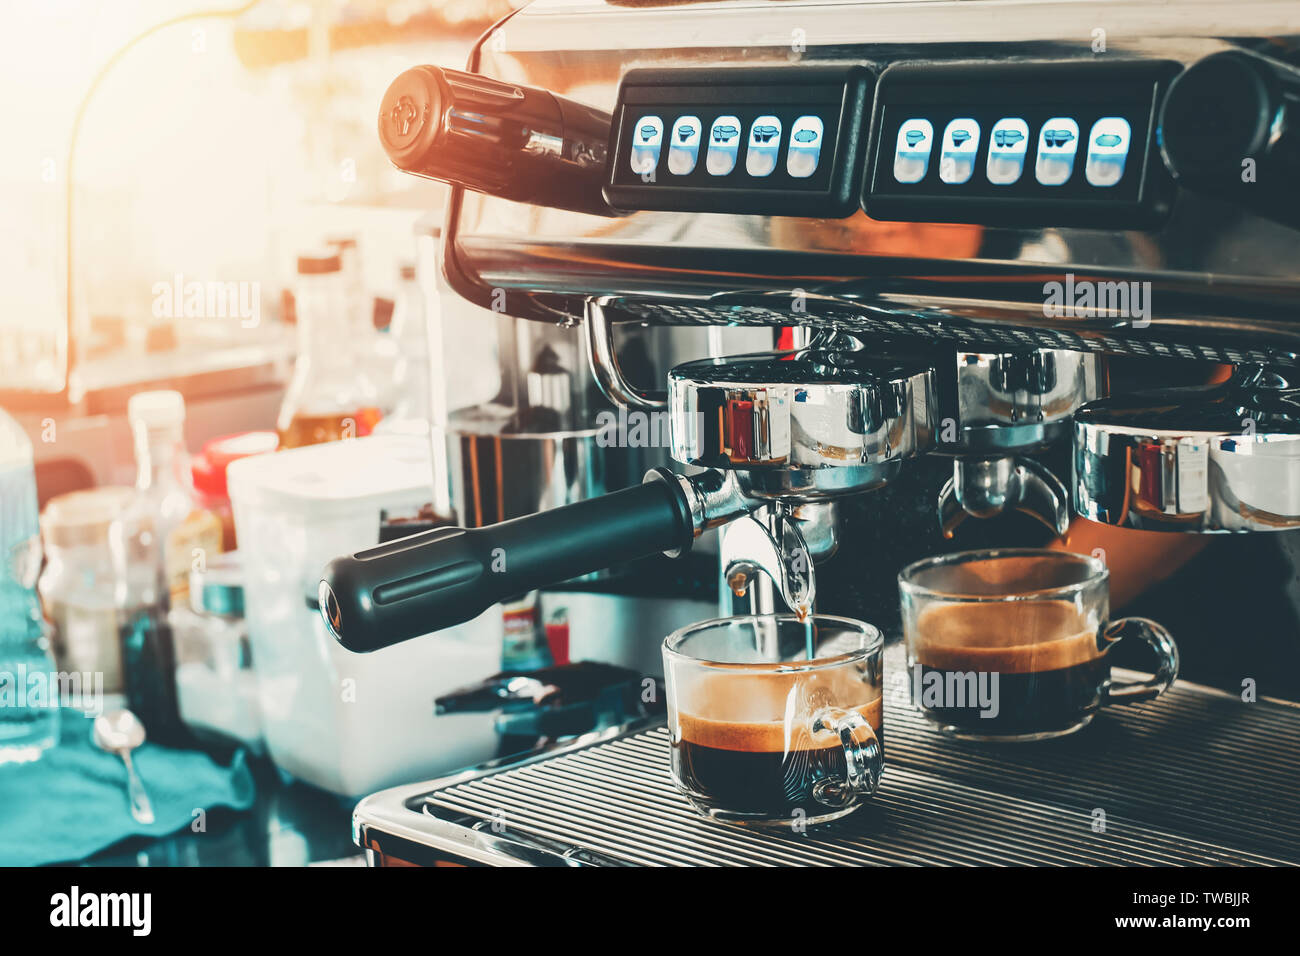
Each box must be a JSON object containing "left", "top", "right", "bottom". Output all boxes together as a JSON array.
[
  {"left": 277, "top": 251, "right": 384, "bottom": 448},
  {"left": 169, "top": 551, "right": 262, "bottom": 753},
  {"left": 501, "top": 591, "right": 553, "bottom": 672},
  {"left": 114, "top": 390, "right": 197, "bottom": 745},
  {"left": 190, "top": 431, "right": 279, "bottom": 551},
  {"left": 38, "top": 486, "right": 135, "bottom": 711},
  {"left": 374, "top": 262, "right": 432, "bottom": 436},
  {"left": 328, "top": 236, "right": 398, "bottom": 417},
  {"left": 0, "top": 407, "right": 60, "bottom": 762}
]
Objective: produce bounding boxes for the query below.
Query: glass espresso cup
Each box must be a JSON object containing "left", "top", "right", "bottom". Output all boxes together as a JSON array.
[
  {"left": 898, "top": 548, "right": 1179, "bottom": 742},
  {"left": 663, "top": 615, "right": 884, "bottom": 827}
]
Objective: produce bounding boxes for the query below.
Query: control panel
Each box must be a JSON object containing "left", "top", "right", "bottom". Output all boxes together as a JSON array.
[
  {"left": 604, "top": 66, "right": 873, "bottom": 216},
  {"left": 604, "top": 60, "right": 1185, "bottom": 229},
  {"left": 865, "top": 61, "right": 1179, "bottom": 228}
]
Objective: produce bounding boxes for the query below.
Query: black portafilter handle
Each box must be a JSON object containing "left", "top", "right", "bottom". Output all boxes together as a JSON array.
[{"left": 319, "top": 470, "right": 696, "bottom": 653}]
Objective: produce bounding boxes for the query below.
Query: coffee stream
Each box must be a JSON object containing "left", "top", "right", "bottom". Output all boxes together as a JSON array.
[
  {"left": 783, "top": 519, "right": 815, "bottom": 659},
  {"left": 725, "top": 516, "right": 817, "bottom": 659}
]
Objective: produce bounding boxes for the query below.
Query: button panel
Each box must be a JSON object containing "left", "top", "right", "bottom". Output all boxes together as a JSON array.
[
  {"left": 884, "top": 112, "right": 1130, "bottom": 191},
  {"left": 864, "top": 59, "right": 1177, "bottom": 228},
  {"left": 627, "top": 107, "right": 839, "bottom": 185},
  {"left": 610, "top": 61, "right": 1172, "bottom": 226},
  {"left": 606, "top": 65, "right": 873, "bottom": 217}
]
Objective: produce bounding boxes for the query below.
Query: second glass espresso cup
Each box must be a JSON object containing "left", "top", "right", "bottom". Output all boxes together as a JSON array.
[
  {"left": 663, "top": 615, "right": 884, "bottom": 827},
  {"left": 898, "top": 548, "right": 1179, "bottom": 742}
]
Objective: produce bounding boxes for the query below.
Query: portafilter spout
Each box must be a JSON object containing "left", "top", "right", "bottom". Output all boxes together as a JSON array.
[
  {"left": 722, "top": 502, "right": 838, "bottom": 616},
  {"left": 938, "top": 456, "right": 1070, "bottom": 538},
  {"left": 934, "top": 348, "right": 1100, "bottom": 538}
]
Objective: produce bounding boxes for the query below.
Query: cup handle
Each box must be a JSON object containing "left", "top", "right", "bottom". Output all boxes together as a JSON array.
[
  {"left": 1100, "top": 617, "right": 1180, "bottom": 704},
  {"left": 810, "top": 707, "right": 883, "bottom": 807}
]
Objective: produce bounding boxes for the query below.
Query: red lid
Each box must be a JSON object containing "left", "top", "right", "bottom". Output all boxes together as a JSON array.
[{"left": 192, "top": 431, "right": 279, "bottom": 499}]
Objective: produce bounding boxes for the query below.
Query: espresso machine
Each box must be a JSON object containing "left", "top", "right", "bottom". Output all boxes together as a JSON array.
[{"left": 326, "top": 0, "right": 1300, "bottom": 866}]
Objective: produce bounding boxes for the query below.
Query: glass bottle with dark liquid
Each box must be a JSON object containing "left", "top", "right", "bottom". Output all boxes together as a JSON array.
[
  {"left": 113, "top": 391, "right": 201, "bottom": 746},
  {"left": 277, "top": 251, "right": 384, "bottom": 449}
]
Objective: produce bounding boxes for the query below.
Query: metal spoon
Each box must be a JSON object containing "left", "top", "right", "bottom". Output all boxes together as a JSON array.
[{"left": 93, "top": 710, "right": 155, "bottom": 825}]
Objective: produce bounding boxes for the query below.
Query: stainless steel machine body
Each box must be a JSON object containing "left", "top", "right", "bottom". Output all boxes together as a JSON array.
[
  {"left": 428, "top": 0, "right": 1300, "bottom": 541},
  {"left": 327, "top": 0, "right": 1300, "bottom": 866}
]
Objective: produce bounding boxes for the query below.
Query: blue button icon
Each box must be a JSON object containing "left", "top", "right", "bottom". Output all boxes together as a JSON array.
[
  {"left": 894, "top": 119, "right": 934, "bottom": 184},
  {"left": 706, "top": 115, "right": 742, "bottom": 175},
  {"left": 630, "top": 115, "right": 663, "bottom": 176},
  {"left": 939, "top": 119, "right": 981, "bottom": 184},
  {"left": 1035, "top": 117, "right": 1080, "bottom": 186},
  {"left": 786, "top": 115, "right": 824, "bottom": 178},
  {"left": 668, "top": 115, "right": 702, "bottom": 175},
  {"left": 1085, "top": 117, "right": 1132, "bottom": 187},
  {"left": 986, "top": 118, "right": 1029, "bottom": 185},
  {"left": 746, "top": 115, "right": 783, "bottom": 177}
]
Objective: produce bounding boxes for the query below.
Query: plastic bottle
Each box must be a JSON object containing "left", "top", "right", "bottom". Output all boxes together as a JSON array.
[{"left": 190, "top": 431, "right": 279, "bottom": 550}]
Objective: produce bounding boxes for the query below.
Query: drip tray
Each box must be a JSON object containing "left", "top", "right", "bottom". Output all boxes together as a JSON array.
[{"left": 354, "top": 647, "right": 1300, "bottom": 866}]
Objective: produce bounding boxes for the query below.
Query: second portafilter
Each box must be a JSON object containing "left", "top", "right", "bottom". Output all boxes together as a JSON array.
[
  {"left": 1075, "top": 364, "right": 1300, "bottom": 533},
  {"left": 935, "top": 348, "right": 1102, "bottom": 538}
]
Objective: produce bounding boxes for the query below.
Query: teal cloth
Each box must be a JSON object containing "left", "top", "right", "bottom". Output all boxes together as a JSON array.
[{"left": 0, "top": 708, "right": 256, "bottom": 866}]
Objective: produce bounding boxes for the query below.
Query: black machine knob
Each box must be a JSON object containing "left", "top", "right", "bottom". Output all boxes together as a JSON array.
[
  {"left": 319, "top": 471, "right": 695, "bottom": 653},
  {"left": 1159, "top": 51, "right": 1300, "bottom": 229},
  {"left": 378, "top": 64, "right": 614, "bottom": 216}
]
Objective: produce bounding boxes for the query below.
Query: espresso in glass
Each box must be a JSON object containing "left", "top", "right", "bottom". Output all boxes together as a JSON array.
[
  {"left": 899, "top": 549, "right": 1179, "bottom": 742},
  {"left": 664, "top": 615, "right": 884, "bottom": 827}
]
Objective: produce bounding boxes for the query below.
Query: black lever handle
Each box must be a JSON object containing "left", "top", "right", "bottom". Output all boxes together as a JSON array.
[
  {"left": 377, "top": 64, "right": 615, "bottom": 217},
  {"left": 319, "top": 471, "right": 695, "bottom": 652},
  {"left": 1159, "top": 51, "right": 1300, "bottom": 230}
]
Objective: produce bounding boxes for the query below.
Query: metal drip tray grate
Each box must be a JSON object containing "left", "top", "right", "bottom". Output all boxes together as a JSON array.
[{"left": 359, "top": 648, "right": 1300, "bottom": 866}]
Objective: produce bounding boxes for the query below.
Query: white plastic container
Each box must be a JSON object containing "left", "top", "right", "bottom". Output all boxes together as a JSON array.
[{"left": 228, "top": 436, "right": 501, "bottom": 797}]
